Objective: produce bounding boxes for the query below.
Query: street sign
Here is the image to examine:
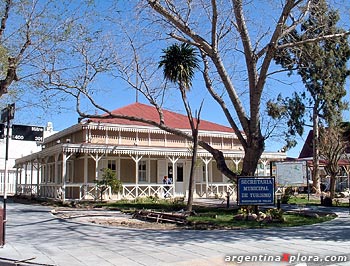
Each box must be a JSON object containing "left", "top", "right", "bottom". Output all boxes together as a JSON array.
[
  {"left": 0, "top": 124, "right": 4, "bottom": 139},
  {"left": 238, "top": 177, "right": 275, "bottom": 205},
  {"left": 1, "top": 103, "right": 15, "bottom": 123},
  {"left": 11, "top": 124, "right": 44, "bottom": 142}
]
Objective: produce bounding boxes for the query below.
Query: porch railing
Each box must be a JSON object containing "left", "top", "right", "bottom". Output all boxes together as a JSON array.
[
  {"left": 195, "top": 182, "right": 236, "bottom": 200},
  {"left": 122, "top": 183, "right": 174, "bottom": 199},
  {"left": 15, "top": 182, "right": 236, "bottom": 201},
  {"left": 16, "top": 183, "right": 111, "bottom": 201}
]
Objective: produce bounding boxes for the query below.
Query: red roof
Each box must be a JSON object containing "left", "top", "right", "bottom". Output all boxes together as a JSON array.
[{"left": 89, "top": 102, "right": 234, "bottom": 133}]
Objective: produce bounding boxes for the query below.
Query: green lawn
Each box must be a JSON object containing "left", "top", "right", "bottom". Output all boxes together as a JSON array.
[
  {"left": 287, "top": 194, "right": 350, "bottom": 207},
  {"left": 187, "top": 212, "right": 335, "bottom": 229}
]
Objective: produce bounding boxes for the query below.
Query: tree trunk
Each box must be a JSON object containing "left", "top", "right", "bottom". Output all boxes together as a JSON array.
[
  {"left": 329, "top": 174, "right": 336, "bottom": 199},
  {"left": 312, "top": 107, "right": 321, "bottom": 194},
  {"left": 240, "top": 133, "right": 265, "bottom": 176},
  {"left": 186, "top": 130, "right": 198, "bottom": 212}
]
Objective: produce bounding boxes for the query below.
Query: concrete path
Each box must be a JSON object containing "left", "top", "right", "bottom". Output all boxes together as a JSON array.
[{"left": 0, "top": 201, "right": 350, "bottom": 266}]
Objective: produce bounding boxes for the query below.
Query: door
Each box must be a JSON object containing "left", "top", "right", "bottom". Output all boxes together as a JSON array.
[{"left": 175, "top": 162, "right": 184, "bottom": 195}]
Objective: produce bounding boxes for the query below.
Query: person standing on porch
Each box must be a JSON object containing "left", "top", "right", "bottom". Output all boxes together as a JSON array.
[{"left": 163, "top": 175, "right": 171, "bottom": 198}]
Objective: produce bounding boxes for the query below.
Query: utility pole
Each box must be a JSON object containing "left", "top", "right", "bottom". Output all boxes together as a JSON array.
[{"left": 1, "top": 103, "right": 15, "bottom": 247}]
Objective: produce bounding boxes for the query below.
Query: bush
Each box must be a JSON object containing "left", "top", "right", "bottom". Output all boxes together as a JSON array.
[
  {"left": 95, "top": 168, "right": 123, "bottom": 201},
  {"left": 281, "top": 187, "right": 294, "bottom": 204}
]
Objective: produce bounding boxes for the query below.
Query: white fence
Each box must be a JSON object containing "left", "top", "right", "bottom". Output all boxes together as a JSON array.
[
  {"left": 15, "top": 182, "right": 236, "bottom": 201},
  {"left": 16, "top": 183, "right": 112, "bottom": 201},
  {"left": 122, "top": 184, "right": 174, "bottom": 199},
  {"left": 195, "top": 182, "right": 236, "bottom": 199},
  {"left": 0, "top": 170, "right": 17, "bottom": 195}
]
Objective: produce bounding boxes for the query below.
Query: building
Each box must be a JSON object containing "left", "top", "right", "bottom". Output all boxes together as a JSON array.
[
  {"left": 14, "top": 103, "right": 286, "bottom": 201},
  {"left": 0, "top": 122, "right": 56, "bottom": 196},
  {"left": 299, "top": 129, "right": 350, "bottom": 192}
]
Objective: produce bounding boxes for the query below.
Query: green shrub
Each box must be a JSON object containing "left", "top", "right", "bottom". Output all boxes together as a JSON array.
[{"left": 95, "top": 168, "right": 123, "bottom": 201}]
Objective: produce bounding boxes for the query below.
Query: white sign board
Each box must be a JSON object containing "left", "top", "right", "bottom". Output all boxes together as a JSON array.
[{"left": 275, "top": 161, "right": 307, "bottom": 186}]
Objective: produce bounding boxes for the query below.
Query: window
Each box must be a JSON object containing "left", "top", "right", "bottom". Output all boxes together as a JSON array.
[
  {"left": 66, "top": 161, "right": 72, "bottom": 182},
  {"left": 177, "top": 163, "right": 184, "bottom": 182},
  {"left": 107, "top": 160, "right": 117, "bottom": 172},
  {"left": 168, "top": 163, "right": 173, "bottom": 181},
  {"left": 202, "top": 165, "right": 206, "bottom": 182},
  {"left": 138, "top": 160, "right": 147, "bottom": 182}
]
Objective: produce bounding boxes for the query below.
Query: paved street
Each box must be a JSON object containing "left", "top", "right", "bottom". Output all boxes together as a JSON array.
[{"left": 0, "top": 201, "right": 350, "bottom": 266}]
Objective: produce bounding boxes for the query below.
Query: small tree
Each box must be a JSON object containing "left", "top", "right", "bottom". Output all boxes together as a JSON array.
[
  {"left": 159, "top": 42, "right": 200, "bottom": 212},
  {"left": 95, "top": 168, "right": 122, "bottom": 202},
  {"left": 319, "top": 123, "right": 350, "bottom": 199}
]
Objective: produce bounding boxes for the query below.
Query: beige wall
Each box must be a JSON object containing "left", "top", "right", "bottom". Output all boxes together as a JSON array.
[
  {"left": 150, "top": 160, "right": 157, "bottom": 183},
  {"left": 72, "top": 158, "right": 95, "bottom": 183},
  {"left": 120, "top": 158, "right": 135, "bottom": 183},
  {"left": 88, "top": 158, "right": 96, "bottom": 182},
  {"left": 212, "top": 161, "right": 223, "bottom": 182},
  {"left": 73, "top": 159, "right": 85, "bottom": 183}
]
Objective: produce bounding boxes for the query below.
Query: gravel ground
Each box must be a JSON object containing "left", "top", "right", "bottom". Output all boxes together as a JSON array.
[{"left": 51, "top": 207, "right": 181, "bottom": 230}]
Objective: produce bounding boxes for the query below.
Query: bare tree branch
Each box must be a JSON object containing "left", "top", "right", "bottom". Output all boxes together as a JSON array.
[{"left": 0, "top": 0, "right": 11, "bottom": 40}]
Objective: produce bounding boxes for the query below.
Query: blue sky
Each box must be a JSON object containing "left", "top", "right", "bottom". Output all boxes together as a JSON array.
[{"left": 2, "top": 0, "right": 349, "bottom": 159}]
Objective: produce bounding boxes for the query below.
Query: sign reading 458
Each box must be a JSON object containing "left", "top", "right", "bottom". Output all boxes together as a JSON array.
[{"left": 12, "top": 124, "right": 44, "bottom": 142}]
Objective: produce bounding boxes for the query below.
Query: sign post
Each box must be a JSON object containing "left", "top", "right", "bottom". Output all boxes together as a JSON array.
[{"left": 1, "top": 103, "right": 15, "bottom": 247}]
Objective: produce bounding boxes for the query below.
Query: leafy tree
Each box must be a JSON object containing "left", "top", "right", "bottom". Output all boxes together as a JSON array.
[
  {"left": 95, "top": 168, "right": 123, "bottom": 202},
  {"left": 269, "top": 0, "right": 350, "bottom": 192},
  {"left": 159, "top": 42, "right": 200, "bottom": 211}
]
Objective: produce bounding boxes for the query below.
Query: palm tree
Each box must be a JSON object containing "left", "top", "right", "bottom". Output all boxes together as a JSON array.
[{"left": 159, "top": 42, "right": 200, "bottom": 211}]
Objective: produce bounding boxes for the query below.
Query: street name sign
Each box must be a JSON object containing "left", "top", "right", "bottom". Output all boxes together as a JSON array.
[{"left": 11, "top": 124, "right": 44, "bottom": 142}]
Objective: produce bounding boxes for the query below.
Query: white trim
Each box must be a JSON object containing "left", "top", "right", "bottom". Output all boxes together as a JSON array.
[
  {"left": 15, "top": 142, "right": 287, "bottom": 166},
  {"left": 86, "top": 122, "right": 239, "bottom": 138}
]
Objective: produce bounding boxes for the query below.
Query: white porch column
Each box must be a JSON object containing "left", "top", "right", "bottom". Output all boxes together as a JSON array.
[
  {"left": 15, "top": 165, "right": 22, "bottom": 195},
  {"left": 88, "top": 153, "right": 105, "bottom": 200},
  {"left": 62, "top": 153, "right": 66, "bottom": 201},
  {"left": 14, "top": 167, "right": 18, "bottom": 195},
  {"left": 117, "top": 155, "right": 121, "bottom": 181},
  {"left": 30, "top": 160, "right": 34, "bottom": 195},
  {"left": 62, "top": 153, "right": 73, "bottom": 202},
  {"left": 84, "top": 154, "right": 88, "bottom": 184},
  {"left": 232, "top": 158, "right": 241, "bottom": 173},
  {"left": 36, "top": 160, "right": 40, "bottom": 197},
  {"left": 131, "top": 155, "right": 142, "bottom": 197},
  {"left": 54, "top": 154, "right": 59, "bottom": 198},
  {"left": 167, "top": 156, "right": 179, "bottom": 195},
  {"left": 17, "top": 165, "right": 22, "bottom": 194},
  {"left": 24, "top": 163, "right": 28, "bottom": 193},
  {"left": 201, "top": 157, "right": 212, "bottom": 197},
  {"left": 43, "top": 157, "right": 49, "bottom": 198},
  {"left": 18, "top": 166, "right": 22, "bottom": 188},
  {"left": 260, "top": 159, "right": 269, "bottom": 176},
  {"left": 147, "top": 155, "right": 151, "bottom": 183},
  {"left": 89, "top": 153, "right": 105, "bottom": 181}
]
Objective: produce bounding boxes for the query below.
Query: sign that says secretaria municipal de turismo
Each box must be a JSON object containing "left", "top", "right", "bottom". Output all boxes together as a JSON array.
[{"left": 238, "top": 177, "right": 275, "bottom": 205}]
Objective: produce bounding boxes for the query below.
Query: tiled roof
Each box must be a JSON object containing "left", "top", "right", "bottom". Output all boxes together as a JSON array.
[{"left": 89, "top": 102, "right": 234, "bottom": 133}]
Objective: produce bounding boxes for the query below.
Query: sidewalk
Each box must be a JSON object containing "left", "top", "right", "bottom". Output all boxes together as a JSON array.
[{"left": 0, "top": 199, "right": 350, "bottom": 266}]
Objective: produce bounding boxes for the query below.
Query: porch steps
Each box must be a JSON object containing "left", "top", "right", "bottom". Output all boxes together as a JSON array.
[{"left": 132, "top": 210, "right": 189, "bottom": 225}]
